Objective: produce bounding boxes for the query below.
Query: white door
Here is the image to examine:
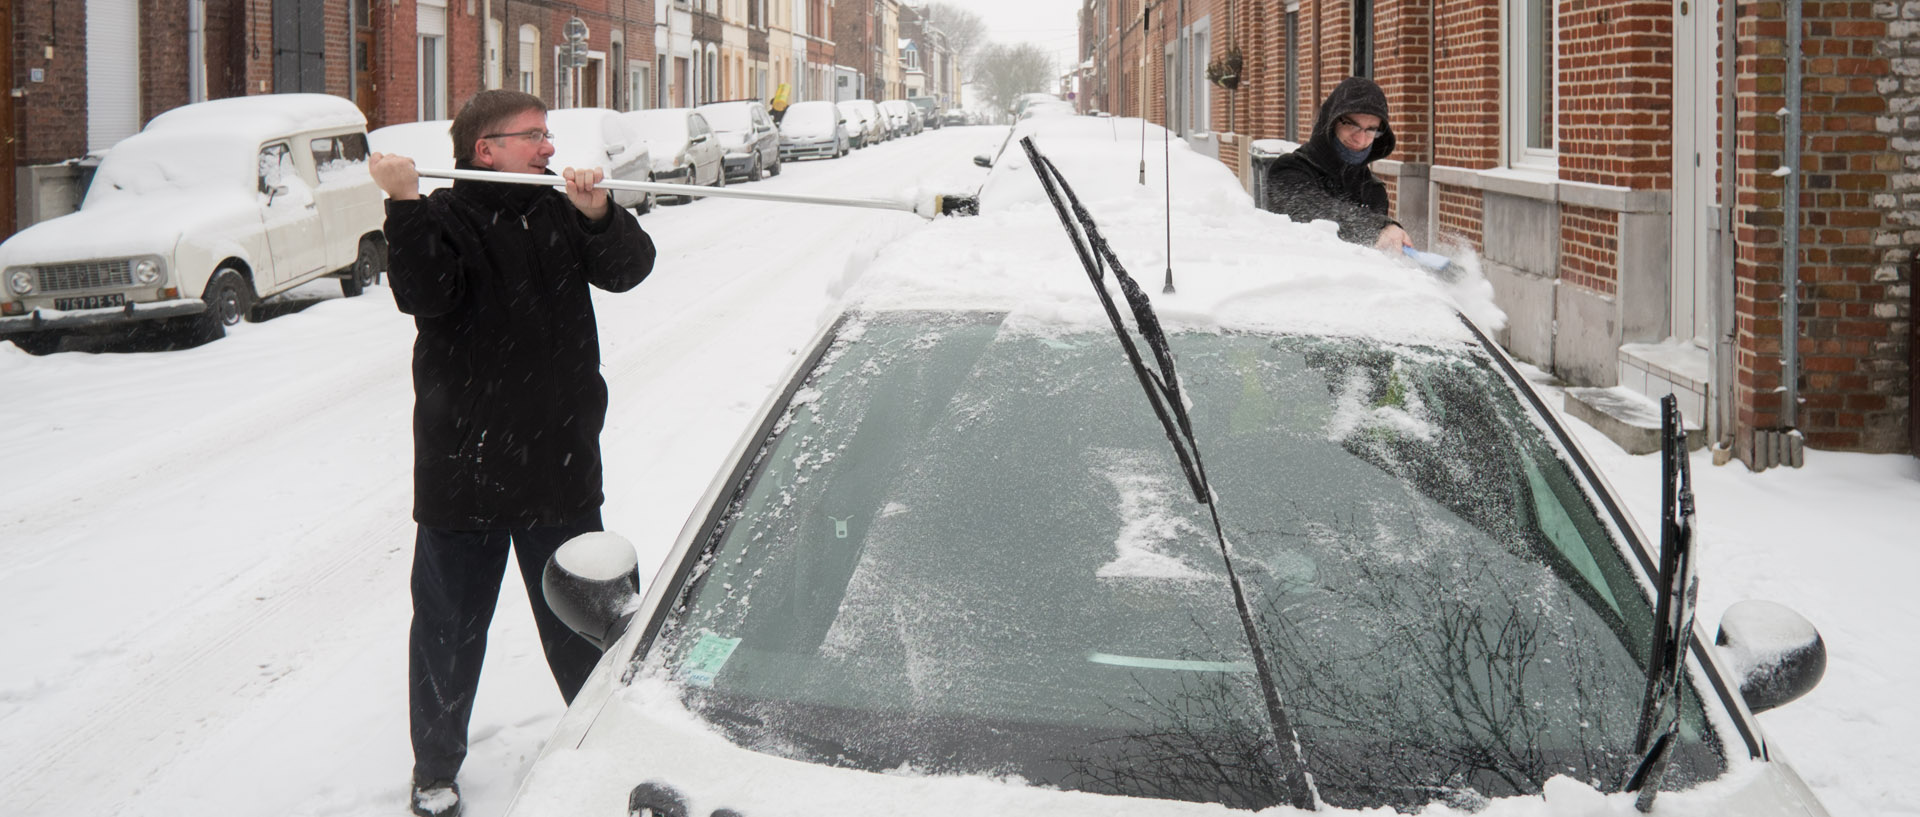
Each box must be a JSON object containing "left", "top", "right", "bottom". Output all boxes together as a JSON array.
[
  {"left": 87, "top": 0, "right": 140, "bottom": 151},
  {"left": 257, "top": 143, "right": 329, "bottom": 290},
  {"left": 1670, "top": 0, "right": 1718, "bottom": 346}
]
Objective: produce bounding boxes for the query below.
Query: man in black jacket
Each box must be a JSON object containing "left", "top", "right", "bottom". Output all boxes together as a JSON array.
[
  {"left": 1263, "top": 77, "right": 1414, "bottom": 253},
  {"left": 369, "top": 90, "right": 656, "bottom": 817}
]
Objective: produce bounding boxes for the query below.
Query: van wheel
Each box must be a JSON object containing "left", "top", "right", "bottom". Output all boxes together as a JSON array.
[
  {"left": 196, "top": 268, "right": 254, "bottom": 341},
  {"left": 769, "top": 154, "right": 782, "bottom": 176},
  {"left": 341, "top": 237, "right": 379, "bottom": 297},
  {"left": 746, "top": 154, "right": 764, "bottom": 182}
]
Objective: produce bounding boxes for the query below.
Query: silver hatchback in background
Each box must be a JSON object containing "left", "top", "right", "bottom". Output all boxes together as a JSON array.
[
  {"left": 777, "top": 101, "right": 850, "bottom": 161},
  {"left": 695, "top": 100, "right": 782, "bottom": 182}
]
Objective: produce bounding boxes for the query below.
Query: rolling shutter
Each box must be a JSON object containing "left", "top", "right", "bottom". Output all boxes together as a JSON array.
[{"left": 86, "top": 0, "right": 140, "bottom": 152}]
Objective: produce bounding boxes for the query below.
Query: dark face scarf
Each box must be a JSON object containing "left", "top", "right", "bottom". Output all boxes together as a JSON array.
[{"left": 1336, "top": 140, "right": 1373, "bottom": 166}]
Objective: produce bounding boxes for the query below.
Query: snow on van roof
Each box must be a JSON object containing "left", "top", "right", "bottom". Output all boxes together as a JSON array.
[
  {"left": 838, "top": 116, "right": 1504, "bottom": 348},
  {"left": 143, "top": 93, "right": 367, "bottom": 142}
]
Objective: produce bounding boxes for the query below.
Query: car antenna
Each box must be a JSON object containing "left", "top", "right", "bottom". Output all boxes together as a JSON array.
[
  {"left": 1621, "top": 394, "right": 1700, "bottom": 812},
  {"left": 1020, "top": 135, "right": 1318, "bottom": 812},
  {"left": 1158, "top": 3, "right": 1176, "bottom": 294},
  {"left": 1138, "top": 8, "right": 1151, "bottom": 186}
]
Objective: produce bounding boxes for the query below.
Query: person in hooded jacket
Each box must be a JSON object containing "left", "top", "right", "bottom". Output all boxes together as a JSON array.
[
  {"left": 1262, "top": 77, "right": 1415, "bottom": 253},
  {"left": 368, "top": 89, "right": 656, "bottom": 817}
]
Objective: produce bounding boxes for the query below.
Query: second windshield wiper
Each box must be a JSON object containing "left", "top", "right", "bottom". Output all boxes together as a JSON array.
[{"left": 1020, "top": 135, "right": 1319, "bottom": 811}]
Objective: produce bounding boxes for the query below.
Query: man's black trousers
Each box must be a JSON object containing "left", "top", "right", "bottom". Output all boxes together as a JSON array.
[{"left": 409, "top": 513, "right": 605, "bottom": 782}]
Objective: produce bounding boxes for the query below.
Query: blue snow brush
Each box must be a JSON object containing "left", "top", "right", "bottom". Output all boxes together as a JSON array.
[{"left": 1403, "top": 245, "right": 1466, "bottom": 282}]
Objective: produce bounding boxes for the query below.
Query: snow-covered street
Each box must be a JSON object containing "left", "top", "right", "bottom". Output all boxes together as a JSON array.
[{"left": 1, "top": 125, "right": 1914, "bottom": 817}]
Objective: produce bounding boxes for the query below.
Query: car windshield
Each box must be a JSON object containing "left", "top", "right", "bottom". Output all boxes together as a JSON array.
[
  {"left": 698, "top": 103, "right": 753, "bottom": 132},
  {"left": 628, "top": 112, "right": 690, "bottom": 149},
  {"left": 642, "top": 310, "right": 1724, "bottom": 811},
  {"left": 782, "top": 102, "right": 837, "bottom": 133}
]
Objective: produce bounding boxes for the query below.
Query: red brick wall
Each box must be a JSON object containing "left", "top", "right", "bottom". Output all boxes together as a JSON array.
[
  {"left": 1436, "top": 183, "right": 1483, "bottom": 247},
  {"left": 1375, "top": 0, "right": 1432, "bottom": 164},
  {"left": 1430, "top": 0, "right": 1500, "bottom": 170},
  {"left": 1560, "top": 204, "right": 1620, "bottom": 295},
  {"left": 1731, "top": 0, "right": 1911, "bottom": 455},
  {"left": 1557, "top": 0, "right": 1672, "bottom": 188},
  {"left": 14, "top": 0, "right": 89, "bottom": 163}
]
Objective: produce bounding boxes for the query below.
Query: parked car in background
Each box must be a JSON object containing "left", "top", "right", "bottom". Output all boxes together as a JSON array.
[
  {"left": 837, "top": 101, "right": 881, "bottom": 148},
  {"left": 941, "top": 109, "right": 972, "bottom": 127},
  {"left": 841, "top": 100, "right": 888, "bottom": 145},
  {"left": 909, "top": 96, "right": 941, "bottom": 129},
  {"left": 623, "top": 108, "right": 725, "bottom": 202},
  {"left": 546, "top": 108, "right": 656, "bottom": 214},
  {"left": 1, "top": 93, "right": 386, "bottom": 353},
  {"left": 696, "top": 100, "right": 782, "bottom": 182},
  {"left": 878, "top": 99, "right": 918, "bottom": 138},
  {"left": 510, "top": 114, "right": 1834, "bottom": 817},
  {"left": 777, "top": 100, "right": 850, "bottom": 161},
  {"left": 1013, "top": 92, "right": 1064, "bottom": 119}
]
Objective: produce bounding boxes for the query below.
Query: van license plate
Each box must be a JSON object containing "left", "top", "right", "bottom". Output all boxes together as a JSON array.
[{"left": 54, "top": 294, "right": 127, "bottom": 311}]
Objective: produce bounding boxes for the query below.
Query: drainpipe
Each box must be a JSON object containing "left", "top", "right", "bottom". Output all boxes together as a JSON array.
[
  {"left": 1781, "top": 0, "right": 1802, "bottom": 430},
  {"left": 1715, "top": 0, "right": 1736, "bottom": 448},
  {"left": 188, "top": 0, "right": 206, "bottom": 102}
]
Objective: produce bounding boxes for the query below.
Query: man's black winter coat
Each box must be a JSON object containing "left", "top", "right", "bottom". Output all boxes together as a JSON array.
[
  {"left": 384, "top": 168, "right": 656, "bottom": 529},
  {"left": 1262, "top": 77, "right": 1400, "bottom": 246}
]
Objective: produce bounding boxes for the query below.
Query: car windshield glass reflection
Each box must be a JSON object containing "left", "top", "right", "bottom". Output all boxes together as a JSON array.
[{"left": 645, "top": 311, "right": 1725, "bottom": 811}]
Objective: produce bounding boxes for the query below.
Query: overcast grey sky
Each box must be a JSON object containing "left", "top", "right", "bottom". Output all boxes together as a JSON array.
[{"left": 960, "top": 0, "right": 1084, "bottom": 73}]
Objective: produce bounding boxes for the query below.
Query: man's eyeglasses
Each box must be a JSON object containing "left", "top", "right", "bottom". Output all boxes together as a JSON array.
[
  {"left": 481, "top": 129, "right": 556, "bottom": 144},
  {"left": 1334, "top": 117, "right": 1384, "bottom": 139}
]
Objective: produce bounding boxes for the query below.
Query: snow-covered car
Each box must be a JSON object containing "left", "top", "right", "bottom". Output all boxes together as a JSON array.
[
  {"left": 909, "top": 96, "right": 941, "bottom": 129},
  {"left": 369, "top": 109, "right": 656, "bottom": 215},
  {"left": 510, "top": 116, "right": 1832, "bottom": 817},
  {"left": 878, "top": 99, "right": 918, "bottom": 138},
  {"left": 777, "top": 100, "right": 850, "bottom": 161},
  {"left": 836, "top": 101, "right": 880, "bottom": 149},
  {"left": 696, "top": 100, "right": 782, "bottom": 182},
  {"left": 840, "top": 99, "right": 888, "bottom": 146},
  {"left": 622, "top": 108, "right": 725, "bottom": 201},
  {"left": 0, "top": 93, "right": 386, "bottom": 353}
]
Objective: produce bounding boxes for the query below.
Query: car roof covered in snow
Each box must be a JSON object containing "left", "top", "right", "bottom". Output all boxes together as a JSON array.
[
  {"left": 839, "top": 116, "right": 1505, "bottom": 348},
  {"left": 143, "top": 93, "right": 369, "bottom": 143}
]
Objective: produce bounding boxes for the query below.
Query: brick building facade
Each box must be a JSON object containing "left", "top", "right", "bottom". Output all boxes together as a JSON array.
[{"left": 1079, "top": 0, "right": 1916, "bottom": 466}]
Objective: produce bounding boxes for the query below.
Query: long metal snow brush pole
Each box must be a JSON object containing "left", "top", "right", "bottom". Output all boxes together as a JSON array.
[{"left": 415, "top": 167, "right": 978, "bottom": 218}]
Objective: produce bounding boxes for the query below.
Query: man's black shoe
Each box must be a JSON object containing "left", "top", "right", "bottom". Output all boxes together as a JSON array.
[{"left": 410, "top": 776, "right": 461, "bottom": 817}]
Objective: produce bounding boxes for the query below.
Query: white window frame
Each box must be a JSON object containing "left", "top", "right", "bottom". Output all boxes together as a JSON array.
[
  {"left": 1503, "top": 0, "right": 1558, "bottom": 172},
  {"left": 519, "top": 25, "right": 541, "bottom": 96},
  {"left": 1186, "top": 17, "right": 1211, "bottom": 136},
  {"left": 485, "top": 18, "right": 503, "bottom": 90}
]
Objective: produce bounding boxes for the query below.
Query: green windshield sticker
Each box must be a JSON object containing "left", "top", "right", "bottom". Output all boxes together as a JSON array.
[
  {"left": 1087, "top": 651, "right": 1254, "bottom": 673},
  {"left": 678, "top": 633, "right": 742, "bottom": 688}
]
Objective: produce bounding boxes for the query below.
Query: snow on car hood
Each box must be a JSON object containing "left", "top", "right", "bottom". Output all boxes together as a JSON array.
[
  {"left": 0, "top": 190, "right": 260, "bottom": 266},
  {"left": 835, "top": 118, "right": 1504, "bottom": 349},
  {"left": 508, "top": 677, "right": 1818, "bottom": 817}
]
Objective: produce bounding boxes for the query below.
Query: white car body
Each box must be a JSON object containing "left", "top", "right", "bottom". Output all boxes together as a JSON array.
[
  {"left": 777, "top": 101, "right": 849, "bottom": 160},
  {"left": 504, "top": 116, "right": 1833, "bottom": 817},
  {"left": 623, "top": 109, "right": 726, "bottom": 194},
  {"left": 839, "top": 100, "right": 887, "bottom": 146},
  {"left": 0, "top": 93, "right": 384, "bottom": 345}
]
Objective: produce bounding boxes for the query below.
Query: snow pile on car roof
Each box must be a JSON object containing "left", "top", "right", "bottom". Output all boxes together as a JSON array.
[
  {"left": 838, "top": 117, "right": 1504, "bottom": 348},
  {"left": 143, "top": 93, "right": 368, "bottom": 143}
]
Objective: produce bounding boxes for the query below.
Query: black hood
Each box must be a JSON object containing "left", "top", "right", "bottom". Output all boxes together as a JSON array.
[{"left": 1304, "top": 77, "right": 1396, "bottom": 166}]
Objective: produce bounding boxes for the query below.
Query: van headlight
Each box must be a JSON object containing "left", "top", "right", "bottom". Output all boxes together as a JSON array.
[
  {"left": 133, "top": 257, "right": 163, "bottom": 285},
  {"left": 6, "top": 269, "right": 32, "bottom": 295}
]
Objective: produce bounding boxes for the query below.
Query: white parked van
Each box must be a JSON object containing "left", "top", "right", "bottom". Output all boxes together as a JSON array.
[{"left": 0, "top": 93, "right": 387, "bottom": 353}]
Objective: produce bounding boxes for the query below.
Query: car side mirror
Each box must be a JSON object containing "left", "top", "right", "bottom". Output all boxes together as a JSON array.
[
  {"left": 1714, "top": 600, "right": 1826, "bottom": 714},
  {"left": 605, "top": 142, "right": 626, "bottom": 156},
  {"left": 692, "top": 133, "right": 709, "bottom": 144},
  {"left": 973, "top": 154, "right": 993, "bottom": 168},
  {"left": 542, "top": 532, "right": 643, "bottom": 651}
]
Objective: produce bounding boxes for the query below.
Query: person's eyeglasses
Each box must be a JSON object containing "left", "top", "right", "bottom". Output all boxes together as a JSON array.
[
  {"left": 481, "top": 129, "right": 556, "bottom": 144},
  {"left": 1335, "top": 117, "right": 1383, "bottom": 139}
]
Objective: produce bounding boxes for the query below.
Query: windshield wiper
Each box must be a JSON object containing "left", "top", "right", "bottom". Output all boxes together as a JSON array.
[
  {"left": 1020, "top": 136, "right": 1319, "bottom": 811},
  {"left": 1622, "top": 394, "right": 1699, "bottom": 812}
]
